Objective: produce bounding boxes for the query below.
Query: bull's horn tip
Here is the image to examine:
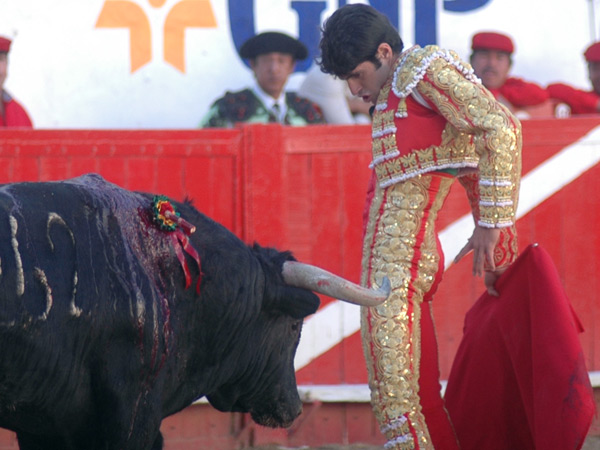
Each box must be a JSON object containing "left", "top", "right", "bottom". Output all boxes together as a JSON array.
[{"left": 380, "top": 276, "right": 391, "bottom": 297}]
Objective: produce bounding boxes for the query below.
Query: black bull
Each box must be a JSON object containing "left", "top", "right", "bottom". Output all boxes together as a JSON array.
[{"left": 0, "top": 174, "right": 389, "bottom": 450}]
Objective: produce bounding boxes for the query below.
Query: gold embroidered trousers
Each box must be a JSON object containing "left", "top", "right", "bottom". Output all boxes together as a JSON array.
[{"left": 361, "top": 173, "right": 460, "bottom": 450}]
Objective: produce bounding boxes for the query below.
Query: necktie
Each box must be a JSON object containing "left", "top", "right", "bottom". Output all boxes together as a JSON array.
[{"left": 271, "top": 103, "right": 281, "bottom": 123}]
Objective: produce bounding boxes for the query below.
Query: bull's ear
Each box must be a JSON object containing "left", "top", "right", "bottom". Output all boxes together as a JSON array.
[
  {"left": 273, "top": 285, "right": 320, "bottom": 319},
  {"left": 249, "top": 243, "right": 320, "bottom": 318}
]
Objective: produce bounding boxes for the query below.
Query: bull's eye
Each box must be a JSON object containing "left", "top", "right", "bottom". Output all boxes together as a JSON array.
[{"left": 291, "top": 321, "right": 301, "bottom": 332}]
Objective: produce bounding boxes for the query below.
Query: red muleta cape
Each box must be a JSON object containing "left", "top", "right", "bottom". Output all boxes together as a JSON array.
[{"left": 445, "top": 243, "right": 595, "bottom": 450}]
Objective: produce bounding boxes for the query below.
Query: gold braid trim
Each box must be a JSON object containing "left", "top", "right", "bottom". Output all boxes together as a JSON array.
[
  {"left": 458, "top": 173, "right": 519, "bottom": 269},
  {"left": 371, "top": 45, "right": 521, "bottom": 228},
  {"left": 391, "top": 45, "right": 479, "bottom": 102},
  {"left": 361, "top": 175, "right": 454, "bottom": 449},
  {"left": 416, "top": 57, "right": 522, "bottom": 228}
]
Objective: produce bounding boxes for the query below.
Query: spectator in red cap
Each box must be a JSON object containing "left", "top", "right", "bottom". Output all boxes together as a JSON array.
[
  {"left": 547, "top": 41, "right": 600, "bottom": 115},
  {"left": 470, "top": 31, "right": 550, "bottom": 118},
  {"left": 0, "top": 36, "right": 33, "bottom": 128}
]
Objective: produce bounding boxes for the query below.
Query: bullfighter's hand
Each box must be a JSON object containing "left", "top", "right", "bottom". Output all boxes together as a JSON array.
[
  {"left": 483, "top": 268, "right": 506, "bottom": 297},
  {"left": 454, "top": 226, "right": 501, "bottom": 278}
]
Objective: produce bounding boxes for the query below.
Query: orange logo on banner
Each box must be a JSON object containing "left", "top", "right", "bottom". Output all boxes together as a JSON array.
[{"left": 96, "top": 0, "right": 217, "bottom": 73}]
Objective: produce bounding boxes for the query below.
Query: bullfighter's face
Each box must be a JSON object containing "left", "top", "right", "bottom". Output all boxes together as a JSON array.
[
  {"left": 342, "top": 42, "right": 397, "bottom": 105},
  {"left": 250, "top": 52, "right": 296, "bottom": 99}
]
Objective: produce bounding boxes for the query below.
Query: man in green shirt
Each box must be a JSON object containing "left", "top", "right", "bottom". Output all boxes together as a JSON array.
[{"left": 200, "top": 32, "right": 325, "bottom": 127}]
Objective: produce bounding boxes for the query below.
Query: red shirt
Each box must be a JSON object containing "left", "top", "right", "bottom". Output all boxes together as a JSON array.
[
  {"left": 547, "top": 83, "right": 599, "bottom": 115},
  {"left": 488, "top": 77, "right": 549, "bottom": 108},
  {"left": 1, "top": 91, "right": 33, "bottom": 128}
]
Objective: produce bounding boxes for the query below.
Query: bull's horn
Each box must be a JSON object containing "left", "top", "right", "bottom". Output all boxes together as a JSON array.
[{"left": 282, "top": 261, "right": 390, "bottom": 307}]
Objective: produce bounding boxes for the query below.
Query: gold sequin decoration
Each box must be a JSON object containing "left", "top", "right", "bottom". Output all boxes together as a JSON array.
[
  {"left": 369, "top": 46, "right": 522, "bottom": 228},
  {"left": 416, "top": 61, "right": 521, "bottom": 227},
  {"left": 361, "top": 174, "right": 454, "bottom": 449}
]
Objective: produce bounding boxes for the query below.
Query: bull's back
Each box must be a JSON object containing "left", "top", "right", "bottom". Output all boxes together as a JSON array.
[{"left": 0, "top": 176, "right": 141, "bottom": 323}]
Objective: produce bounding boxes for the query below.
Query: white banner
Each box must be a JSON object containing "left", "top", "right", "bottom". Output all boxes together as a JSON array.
[{"left": 0, "top": 0, "right": 595, "bottom": 128}]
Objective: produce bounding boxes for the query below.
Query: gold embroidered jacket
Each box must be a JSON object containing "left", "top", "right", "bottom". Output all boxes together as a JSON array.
[{"left": 371, "top": 45, "right": 522, "bottom": 230}]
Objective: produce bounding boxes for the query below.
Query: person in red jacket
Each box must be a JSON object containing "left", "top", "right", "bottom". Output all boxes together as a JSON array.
[
  {"left": 470, "top": 31, "right": 551, "bottom": 117},
  {"left": 547, "top": 41, "right": 600, "bottom": 115},
  {"left": 0, "top": 36, "right": 33, "bottom": 128}
]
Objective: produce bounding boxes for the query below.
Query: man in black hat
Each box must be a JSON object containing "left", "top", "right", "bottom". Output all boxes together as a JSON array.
[{"left": 200, "top": 31, "right": 324, "bottom": 127}]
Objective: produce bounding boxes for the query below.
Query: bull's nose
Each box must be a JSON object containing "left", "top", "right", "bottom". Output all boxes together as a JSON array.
[
  {"left": 281, "top": 403, "right": 303, "bottom": 428},
  {"left": 251, "top": 400, "right": 303, "bottom": 428},
  {"left": 288, "top": 403, "right": 303, "bottom": 424}
]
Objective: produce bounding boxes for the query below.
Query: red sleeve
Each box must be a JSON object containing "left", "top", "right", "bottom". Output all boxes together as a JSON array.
[
  {"left": 2, "top": 99, "right": 33, "bottom": 128},
  {"left": 499, "top": 77, "right": 549, "bottom": 107},
  {"left": 547, "top": 83, "right": 599, "bottom": 115}
]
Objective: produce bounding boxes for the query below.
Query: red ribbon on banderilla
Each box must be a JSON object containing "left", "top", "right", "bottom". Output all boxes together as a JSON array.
[{"left": 152, "top": 195, "right": 202, "bottom": 294}]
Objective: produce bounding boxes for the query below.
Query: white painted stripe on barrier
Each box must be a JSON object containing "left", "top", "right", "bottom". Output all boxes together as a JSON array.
[
  {"left": 590, "top": 371, "right": 600, "bottom": 388},
  {"left": 440, "top": 125, "right": 600, "bottom": 269},
  {"left": 296, "top": 371, "right": 600, "bottom": 403},
  {"left": 294, "top": 300, "right": 360, "bottom": 371},
  {"left": 193, "top": 372, "right": 600, "bottom": 405},
  {"left": 295, "top": 125, "right": 600, "bottom": 372}
]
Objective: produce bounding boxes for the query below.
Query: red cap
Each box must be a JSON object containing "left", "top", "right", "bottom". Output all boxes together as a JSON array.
[
  {"left": 0, "top": 36, "right": 11, "bottom": 53},
  {"left": 471, "top": 32, "right": 514, "bottom": 54},
  {"left": 584, "top": 42, "right": 600, "bottom": 62}
]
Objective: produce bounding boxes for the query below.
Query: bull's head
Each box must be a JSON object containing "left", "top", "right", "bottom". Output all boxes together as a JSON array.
[{"left": 206, "top": 245, "right": 390, "bottom": 428}]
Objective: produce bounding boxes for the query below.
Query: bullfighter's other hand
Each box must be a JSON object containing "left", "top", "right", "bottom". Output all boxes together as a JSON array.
[{"left": 454, "top": 226, "right": 501, "bottom": 278}]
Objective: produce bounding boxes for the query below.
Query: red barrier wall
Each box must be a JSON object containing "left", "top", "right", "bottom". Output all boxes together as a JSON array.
[
  {"left": 0, "top": 129, "right": 244, "bottom": 234},
  {"left": 0, "top": 119, "right": 598, "bottom": 448}
]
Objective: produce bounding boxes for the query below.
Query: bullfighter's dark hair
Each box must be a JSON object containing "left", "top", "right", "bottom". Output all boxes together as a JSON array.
[{"left": 318, "top": 4, "right": 403, "bottom": 78}]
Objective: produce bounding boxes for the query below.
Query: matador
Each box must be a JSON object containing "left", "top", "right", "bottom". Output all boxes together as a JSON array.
[{"left": 360, "top": 44, "right": 521, "bottom": 448}]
